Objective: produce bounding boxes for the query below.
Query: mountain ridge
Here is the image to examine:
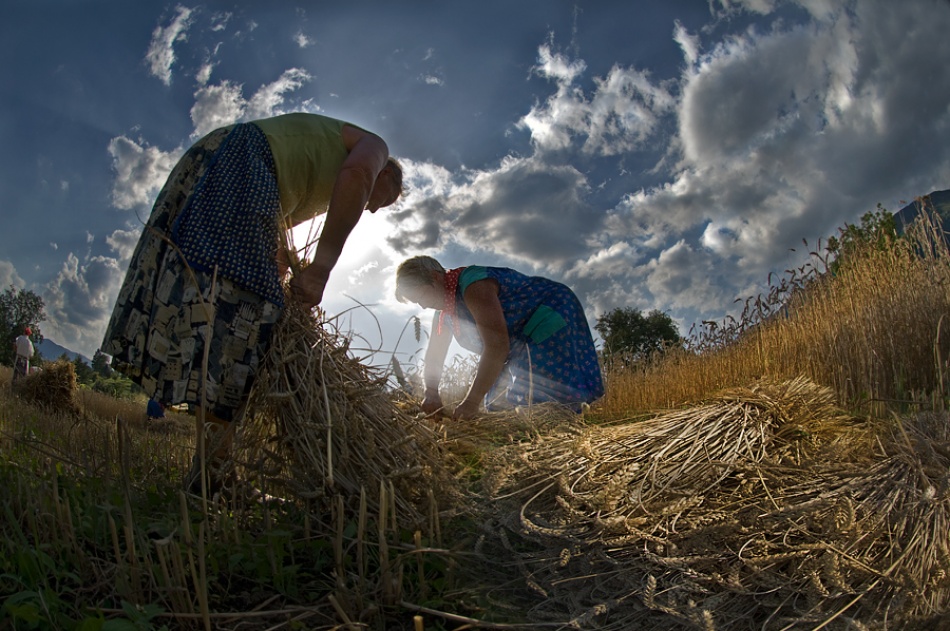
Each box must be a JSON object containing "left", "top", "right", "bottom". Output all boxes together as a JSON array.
[
  {"left": 36, "top": 338, "right": 90, "bottom": 365},
  {"left": 893, "top": 189, "right": 950, "bottom": 233}
]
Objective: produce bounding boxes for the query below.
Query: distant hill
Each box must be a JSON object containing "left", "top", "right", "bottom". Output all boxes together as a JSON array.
[
  {"left": 36, "top": 338, "right": 89, "bottom": 365},
  {"left": 893, "top": 189, "right": 950, "bottom": 234}
]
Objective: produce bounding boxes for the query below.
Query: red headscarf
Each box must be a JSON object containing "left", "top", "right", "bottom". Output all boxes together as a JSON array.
[
  {"left": 24, "top": 327, "right": 31, "bottom": 336},
  {"left": 437, "top": 267, "right": 465, "bottom": 337}
]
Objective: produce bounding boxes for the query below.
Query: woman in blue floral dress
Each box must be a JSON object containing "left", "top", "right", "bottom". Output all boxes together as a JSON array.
[
  {"left": 101, "top": 113, "right": 404, "bottom": 492},
  {"left": 395, "top": 255, "right": 603, "bottom": 419}
]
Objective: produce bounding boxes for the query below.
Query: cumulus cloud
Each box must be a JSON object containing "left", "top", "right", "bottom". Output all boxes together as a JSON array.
[
  {"left": 453, "top": 158, "right": 600, "bottom": 269},
  {"left": 715, "top": 0, "right": 777, "bottom": 15},
  {"left": 568, "top": 241, "right": 640, "bottom": 283},
  {"left": 539, "top": 0, "right": 949, "bottom": 327},
  {"left": 196, "top": 61, "right": 215, "bottom": 85},
  {"left": 656, "top": 1, "right": 950, "bottom": 288},
  {"left": 0, "top": 260, "right": 25, "bottom": 289},
  {"left": 679, "top": 27, "right": 819, "bottom": 164},
  {"left": 209, "top": 11, "right": 231, "bottom": 32},
  {"left": 644, "top": 240, "right": 728, "bottom": 311},
  {"left": 105, "top": 228, "right": 143, "bottom": 263},
  {"left": 388, "top": 155, "right": 600, "bottom": 272},
  {"left": 385, "top": 158, "right": 458, "bottom": 253},
  {"left": 189, "top": 80, "right": 247, "bottom": 136},
  {"left": 245, "top": 68, "right": 312, "bottom": 121},
  {"left": 145, "top": 5, "right": 194, "bottom": 85},
  {"left": 347, "top": 260, "right": 379, "bottom": 284},
  {"left": 701, "top": 220, "right": 739, "bottom": 255},
  {"left": 518, "top": 44, "right": 676, "bottom": 156},
  {"left": 388, "top": 0, "right": 950, "bottom": 333},
  {"left": 190, "top": 69, "right": 312, "bottom": 137},
  {"left": 107, "top": 136, "right": 179, "bottom": 210},
  {"left": 43, "top": 253, "right": 125, "bottom": 357},
  {"left": 673, "top": 20, "right": 700, "bottom": 66}
]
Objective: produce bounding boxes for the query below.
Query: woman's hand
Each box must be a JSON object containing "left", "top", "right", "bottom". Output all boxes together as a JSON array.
[
  {"left": 452, "top": 398, "right": 481, "bottom": 420},
  {"left": 289, "top": 265, "right": 330, "bottom": 309}
]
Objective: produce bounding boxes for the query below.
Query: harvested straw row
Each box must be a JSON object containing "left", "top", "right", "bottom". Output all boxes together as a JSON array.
[
  {"left": 478, "top": 377, "right": 950, "bottom": 629},
  {"left": 487, "top": 376, "right": 857, "bottom": 529},
  {"left": 237, "top": 305, "right": 459, "bottom": 528}
]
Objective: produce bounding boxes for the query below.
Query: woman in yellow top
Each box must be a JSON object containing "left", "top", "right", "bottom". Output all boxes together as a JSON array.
[{"left": 102, "top": 112, "right": 403, "bottom": 492}]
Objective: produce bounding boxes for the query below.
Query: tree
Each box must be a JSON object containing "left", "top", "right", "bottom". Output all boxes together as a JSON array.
[
  {"left": 72, "top": 356, "right": 94, "bottom": 384},
  {"left": 825, "top": 205, "right": 898, "bottom": 274},
  {"left": 0, "top": 285, "right": 46, "bottom": 366},
  {"left": 595, "top": 307, "right": 682, "bottom": 365},
  {"left": 91, "top": 349, "right": 113, "bottom": 377}
]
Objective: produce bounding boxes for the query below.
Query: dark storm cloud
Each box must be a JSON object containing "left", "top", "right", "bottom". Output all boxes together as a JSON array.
[
  {"left": 597, "top": 0, "right": 950, "bottom": 323},
  {"left": 386, "top": 197, "right": 446, "bottom": 253},
  {"left": 389, "top": 158, "right": 602, "bottom": 271},
  {"left": 452, "top": 160, "right": 600, "bottom": 268}
]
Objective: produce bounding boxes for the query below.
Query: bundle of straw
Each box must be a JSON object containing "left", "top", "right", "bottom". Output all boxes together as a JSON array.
[
  {"left": 237, "top": 304, "right": 458, "bottom": 528},
  {"left": 488, "top": 376, "right": 856, "bottom": 536},
  {"left": 13, "top": 359, "right": 80, "bottom": 415},
  {"left": 476, "top": 377, "right": 950, "bottom": 629}
]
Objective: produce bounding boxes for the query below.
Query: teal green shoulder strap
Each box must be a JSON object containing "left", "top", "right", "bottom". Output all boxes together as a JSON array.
[{"left": 458, "top": 266, "right": 489, "bottom": 293}]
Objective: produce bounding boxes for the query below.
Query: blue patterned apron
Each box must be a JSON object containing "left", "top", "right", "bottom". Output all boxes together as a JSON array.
[{"left": 448, "top": 266, "right": 604, "bottom": 410}]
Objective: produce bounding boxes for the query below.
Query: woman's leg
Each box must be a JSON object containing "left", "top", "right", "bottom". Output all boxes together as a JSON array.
[{"left": 184, "top": 408, "right": 242, "bottom": 495}]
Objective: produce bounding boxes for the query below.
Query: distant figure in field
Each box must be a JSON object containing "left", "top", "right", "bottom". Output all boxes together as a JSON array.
[
  {"left": 12, "top": 327, "right": 34, "bottom": 384},
  {"left": 394, "top": 256, "right": 604, "bottom": 420},
  {"left": 101, "top": 112, "right": 404, "bottom": 493},
  {"left": 146, "top": 397, "right": 166, "bottom": 421}
]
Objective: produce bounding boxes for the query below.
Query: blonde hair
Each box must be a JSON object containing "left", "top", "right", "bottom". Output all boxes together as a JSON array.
[{"left": 395, "top": 255, "right": 445, "bottom": 303}]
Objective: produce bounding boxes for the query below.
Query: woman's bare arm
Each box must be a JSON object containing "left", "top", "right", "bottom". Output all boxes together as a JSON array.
[
  {"left": 290, "top": 126, "right": 390, "bottom": 308},
  {"left": 422, "top": 311, "right": 452, "bottom": 414},
  {"left": 454, "top": 279, "right": 509, "bottom": 420}
]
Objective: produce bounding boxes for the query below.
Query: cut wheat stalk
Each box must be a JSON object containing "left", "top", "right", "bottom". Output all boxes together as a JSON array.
[{"left": 235, "top": 303, "right": 460, "bottom": 530}]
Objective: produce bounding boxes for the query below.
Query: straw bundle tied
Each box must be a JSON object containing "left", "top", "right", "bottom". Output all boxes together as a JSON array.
[
  {"left": 485, "top": 376, "right": 856, "bottom": 528},
  {"left": 478, "top": 377, "right": 950, "bottom": 630},
  {"left": 14, "top": 359, "right": 80, "bottom": 415},
  {"left": 236, "top": 304, "right": 459, "bottom": 527}
]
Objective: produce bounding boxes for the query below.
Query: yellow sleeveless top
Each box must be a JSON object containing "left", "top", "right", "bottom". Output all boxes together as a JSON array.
[{"left": 251, "top": 113, "right": 355, "bottom": 227}]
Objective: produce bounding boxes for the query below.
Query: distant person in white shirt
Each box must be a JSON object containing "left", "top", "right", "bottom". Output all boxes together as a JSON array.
[{"left": 12, "top": 327, "right": 34, "bottom": 383}]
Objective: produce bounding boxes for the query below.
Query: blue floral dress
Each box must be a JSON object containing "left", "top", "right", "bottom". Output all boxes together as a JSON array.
[{"left": 448, "top": 266, "right": 604, "bottom": 410}]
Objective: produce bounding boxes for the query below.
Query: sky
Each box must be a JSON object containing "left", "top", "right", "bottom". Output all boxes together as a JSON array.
[{"left": 3, "top": 0, "right": 950, "bottom": 371}]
